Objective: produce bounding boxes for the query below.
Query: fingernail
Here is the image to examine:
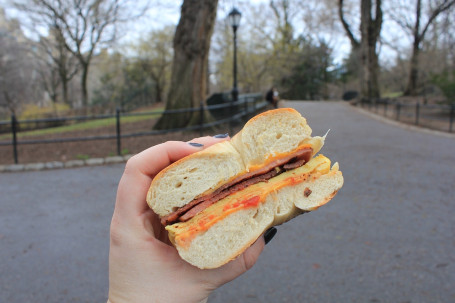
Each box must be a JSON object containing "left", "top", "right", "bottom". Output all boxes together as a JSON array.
[
  {"left": 213, "top": 133, "right": 229, "bottom": 138},
  {"left": 188, "top": 142, "right": 204, "bottom": 147},
  {"left": 264, "top": 227, "right": 277, "bottom": 245}
]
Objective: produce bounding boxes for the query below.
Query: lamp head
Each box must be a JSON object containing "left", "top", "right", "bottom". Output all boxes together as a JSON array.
[{"left": 228, "top": 7, "right": 242, "bottom": 30}]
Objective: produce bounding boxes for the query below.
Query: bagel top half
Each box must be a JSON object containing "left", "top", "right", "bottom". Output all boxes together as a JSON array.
[{"left": 147, "top": 109, "right": 326, "bottom": 217}]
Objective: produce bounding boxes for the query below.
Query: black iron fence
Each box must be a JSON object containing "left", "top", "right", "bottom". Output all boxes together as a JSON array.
[
  {"left": 357, "top": 98, "right": 455, "bottom": 133},
  {"left": 0, "top": 93, "right": 267, "bottom": 164}
]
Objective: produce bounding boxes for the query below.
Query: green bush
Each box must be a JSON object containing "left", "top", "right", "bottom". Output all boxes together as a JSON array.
[{"left": 431, "top": 70, "right": 455, "bottom": 104}]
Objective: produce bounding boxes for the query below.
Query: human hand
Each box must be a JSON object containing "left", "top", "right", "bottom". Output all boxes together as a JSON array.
[{"left": 108, "top": 136, "right": 268, "bottom": 303}]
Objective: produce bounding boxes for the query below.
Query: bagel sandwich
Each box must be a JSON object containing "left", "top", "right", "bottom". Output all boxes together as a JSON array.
[{"left": 146, "top": 108, "right": 344, "bottom": 269}]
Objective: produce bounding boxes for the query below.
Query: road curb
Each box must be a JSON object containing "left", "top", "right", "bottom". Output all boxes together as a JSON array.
[{"left": 0, "top": 154, "right": 133, "bottom": 173}]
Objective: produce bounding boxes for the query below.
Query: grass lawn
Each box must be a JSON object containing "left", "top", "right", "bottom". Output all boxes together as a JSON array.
[
  {"left": 0, "top": 107, "right": 163, "bottom": 140},
  {"left": 382, "top": 91, "right": 403, "bottom": 98}
]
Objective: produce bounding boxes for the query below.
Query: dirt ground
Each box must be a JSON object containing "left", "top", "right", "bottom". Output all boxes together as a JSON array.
[{"left": 0, "top": 118, "right": 241, "bottom": 165}]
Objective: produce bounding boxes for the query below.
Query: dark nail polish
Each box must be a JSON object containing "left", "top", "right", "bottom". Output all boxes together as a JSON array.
[
  {"left": 214, "top": 133, "right": 229, "bottom": 138},
  {"left": 188, "top": 142, "right": 204, "bottom": 147},
  {"left": 264, "top": 227, "right": 277, "bottom": 245}
]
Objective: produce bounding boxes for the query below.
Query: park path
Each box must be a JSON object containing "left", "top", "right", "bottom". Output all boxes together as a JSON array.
[{"left": 1, "top": 101, "right": 454, "bottom": 303}]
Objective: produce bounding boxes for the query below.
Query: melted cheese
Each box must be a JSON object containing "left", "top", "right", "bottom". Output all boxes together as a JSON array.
[{"left": 166, "top": 154, "right": 331, "bottom": 249}]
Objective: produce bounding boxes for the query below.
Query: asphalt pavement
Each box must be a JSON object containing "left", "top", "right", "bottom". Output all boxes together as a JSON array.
[{"left": 1, "top": 101, "right": 454, "bottom": 303}]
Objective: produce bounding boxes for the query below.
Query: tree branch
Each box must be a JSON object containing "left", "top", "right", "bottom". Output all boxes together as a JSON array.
[
  {"left": 418, "top": 0, "right": 455, "bottom": 42},
  {"left": 338, "top": 0, "right": 360, "bottom": 48},
  {"left": 373, "top": 0, "right": 383, "bottom": 40}
]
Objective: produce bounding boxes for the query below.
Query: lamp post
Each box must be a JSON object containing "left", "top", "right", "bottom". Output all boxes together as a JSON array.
[{"left": 228, "top": 8, "right": 241, "bottom": 103}]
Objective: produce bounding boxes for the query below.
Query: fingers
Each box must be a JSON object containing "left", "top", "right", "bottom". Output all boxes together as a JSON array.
[
  {"left": 206, "top": 236, "right": 265, "bottom": 286},
  {"left": 240, "top": 236, "right": 266, "bottom": 272},
  {"left": 115, "top": 135, "right": 230, "bottom": 225},
  {"left": 203, "top": 227, "right": 278, "bottom": 286}
]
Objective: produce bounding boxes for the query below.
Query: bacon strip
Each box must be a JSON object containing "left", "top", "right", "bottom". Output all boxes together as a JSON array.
[
  {"left": 160, "top": 147, "right": 313, "bottom": 225},
  {"left": 283, "top": 158, "right": 307, "bottom": 170},
  {"left": 178, "top": 169, "right": 280, "bottom": 222}
]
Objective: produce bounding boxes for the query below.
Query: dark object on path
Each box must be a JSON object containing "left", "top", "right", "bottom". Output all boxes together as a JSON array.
[
  {"left": 342, "top": 91, "right": 358, "bottom": 101},
  {"left": 207, "top": 92, "right": 239, "bottom": 120}
]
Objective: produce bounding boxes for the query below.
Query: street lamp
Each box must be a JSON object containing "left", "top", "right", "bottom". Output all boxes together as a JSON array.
[{"left": 228, "top": 7, "right": 241, "bottom": 102}]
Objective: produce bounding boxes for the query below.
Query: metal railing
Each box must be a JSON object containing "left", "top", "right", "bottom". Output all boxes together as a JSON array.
[
  {"left": 357, "top": 98, "right": 455, "bottom": 133},
  {"left": 0, "top": 93, "right": 267, "bottom": 164}
]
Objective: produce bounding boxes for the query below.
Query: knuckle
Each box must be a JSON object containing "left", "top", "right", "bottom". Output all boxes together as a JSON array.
[
  {"left": 124, "top": 154, "right": 139, "bottom": 174},
  {"left": 109, "top": 214, "right": 125, "bottom": 247}
]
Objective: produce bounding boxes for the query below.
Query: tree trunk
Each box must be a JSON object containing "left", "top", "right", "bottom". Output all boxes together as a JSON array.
[
  {"left": 359, "top": 37, "right": 381, "bottom": 98},
  {"left": 404, "top": 0, "right": 422, "bottom": 96},
  {"left": 155, "top": 0, "right": 218, "bottom": 130},
  {"left": 338, "top": 0, "right": 382, "bottom": 99},
  {"left": 59, "top": 60, "right": 70, "bottom": 106},
  {"left": 62, "top": 78, "right": 69, "bottom": 106},
  {"left": 155, "top": 81, "right": 162, "bottom": 103},
  {"left": 81, "top": 63, "right": 89, "bottom": 108},
  {"left": 359, "top": 0, "right": 382, "bottom": 98},
  {"left": 405, "top": 40, "right": 421, "bottom": 96}
]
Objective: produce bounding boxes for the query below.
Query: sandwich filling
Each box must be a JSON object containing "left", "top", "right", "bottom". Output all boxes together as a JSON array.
[
  {"left": 166, "top": 154, "right": 334, "bottom": 249},
  {"left": 161, "top": 146, "right": 313, "bottom": 226}
]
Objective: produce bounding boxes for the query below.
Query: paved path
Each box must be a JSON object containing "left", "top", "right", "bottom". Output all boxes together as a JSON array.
[{"left": 1, "top": 102, "right": 454, "bottom": 303}]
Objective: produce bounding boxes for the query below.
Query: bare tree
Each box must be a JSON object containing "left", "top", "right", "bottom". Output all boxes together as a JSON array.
[
  {"left": 36, "top": 26, "right": 79, "bottom": 107},
  {"left": 0, "top": 19, "right": 36, "bottom": 115},
  {"left": 212, "top": 0, "right": 336, "bottom": 96},
  {"left": 389, "top": 0, "right": 455, "bottom": 96},
  {"left": 155, "top": 0, "right": 218, "bottom": 129},
  {"left": 36, "top": 54, "right": 61, "bottom": 106},
  {"left": 132, "top": 26, "right": 174, "bottom": 103},
  {"left": 338, "top": 0, "right": 383, "bottom": 98},
  {"left": 270, "top": 0, "right": 296, "bottom": 48},
  {"left": 14, "top": 0, "right": 147, "bottom": 108}
]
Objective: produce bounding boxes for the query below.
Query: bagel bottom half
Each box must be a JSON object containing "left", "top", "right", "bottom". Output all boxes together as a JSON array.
[{"left": 165, "top": 154, "right": 343, "bottom": 269}]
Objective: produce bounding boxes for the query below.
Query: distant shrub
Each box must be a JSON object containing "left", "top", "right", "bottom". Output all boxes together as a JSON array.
[
  {"left": 18, "top": 103, "right": 71, "bottom": 131},
  {"left": 20, "top": 103, "right": 71, "bottom": 120},
  {"left": 431, "top": 70, "right": 455, "bottom": 104}
]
